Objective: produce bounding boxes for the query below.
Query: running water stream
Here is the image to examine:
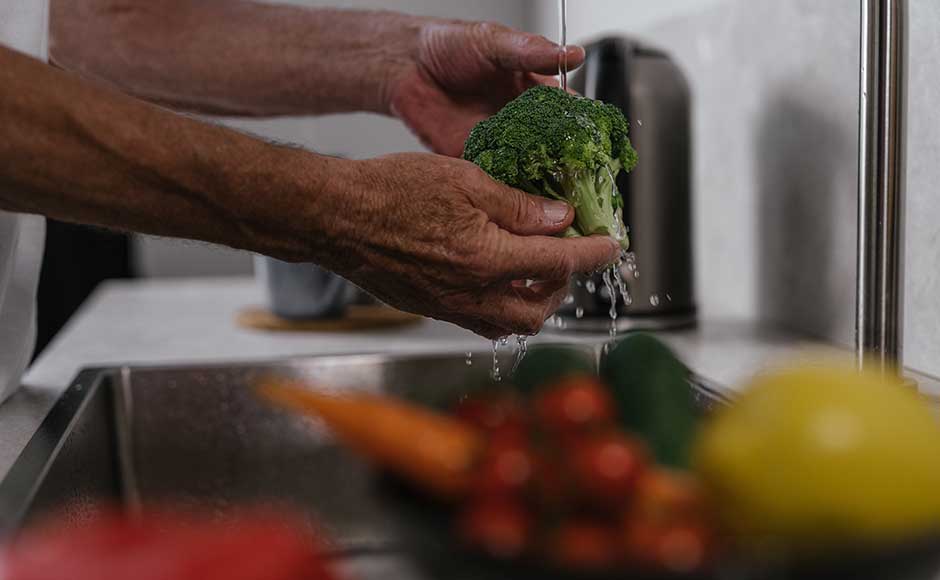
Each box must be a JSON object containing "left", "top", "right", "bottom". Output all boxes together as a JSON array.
[
  {"left": 486, "top": 0, "right": 571, "bottom": 383},
  {"left": 491, "top": 339, "right": 502, "bottom": 382},
  {"left": 558, "top": 0, "right": 568, "bottom": 91}
]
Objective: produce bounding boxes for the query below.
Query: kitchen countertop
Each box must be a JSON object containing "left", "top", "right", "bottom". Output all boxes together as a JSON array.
[
  {"left": 22, "top": 277, "right": 832, "bottom": 392},
  {"left": 1, "top": 276, "right": 845, "bottom": 483}
]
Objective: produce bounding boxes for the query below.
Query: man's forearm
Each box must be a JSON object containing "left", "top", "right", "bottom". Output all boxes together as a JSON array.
[
  {"left": 0, "top": 46, "right": 340, "bottom": 261},
  {"left": 50, "top": 0, "right": 423, "bottom": 117}
]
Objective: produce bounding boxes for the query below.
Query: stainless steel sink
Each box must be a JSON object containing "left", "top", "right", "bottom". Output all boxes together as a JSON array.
[
  {"left": 0, "top": 347, "right": 725, "bottom": 547},
  {"left": 4, "top": 348, "right": 940, "bottom": 580}
]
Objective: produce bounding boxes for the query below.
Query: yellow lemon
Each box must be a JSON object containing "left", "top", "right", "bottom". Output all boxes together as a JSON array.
[{"left": 694, "top": 359, "right": 940, "bottom": 554}]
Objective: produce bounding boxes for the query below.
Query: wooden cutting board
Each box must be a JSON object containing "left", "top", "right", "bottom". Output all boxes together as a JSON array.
[{"left": 236, "top": 305, "right": 424, "bottom": 333}]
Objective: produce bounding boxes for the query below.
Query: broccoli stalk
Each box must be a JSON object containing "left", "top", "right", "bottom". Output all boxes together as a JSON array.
[
  {"left": 564, "top": 161, "right": 627, "bottom": 244},
  {"left": 463, "top": 86, "right": 637, "bottom": 250}
]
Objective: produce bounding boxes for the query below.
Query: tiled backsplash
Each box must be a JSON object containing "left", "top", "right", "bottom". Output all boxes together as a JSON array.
[{"left": 543, "top": 0, "right": 940, "bottom": 376}]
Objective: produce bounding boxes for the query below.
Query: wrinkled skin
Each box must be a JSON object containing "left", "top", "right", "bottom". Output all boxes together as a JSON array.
[
  {"left": 35, "top": 8, "right": 605, "bottom": 338},
  {"left": 389, "top": 21, "right": 585, "bottom": 158},
  {"left": 338, "top": 21, "right": 607, "bottom": 337},
  {"left": 321, "top": 153, "right": 620, "bottom": 339}
]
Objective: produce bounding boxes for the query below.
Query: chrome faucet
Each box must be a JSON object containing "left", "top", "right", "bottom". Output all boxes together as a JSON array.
[{"left": 857, "top": 0, "right": 908, "bottom": 374}]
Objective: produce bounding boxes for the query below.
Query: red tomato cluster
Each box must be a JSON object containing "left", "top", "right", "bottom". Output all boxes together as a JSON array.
[{"left": 452, "top": 375, "right": 715, "bottom": 574}]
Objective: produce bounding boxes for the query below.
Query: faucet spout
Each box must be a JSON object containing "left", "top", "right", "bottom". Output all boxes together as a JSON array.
[{"left": 856, "top": 0, "right": 908, "bottom": 374}]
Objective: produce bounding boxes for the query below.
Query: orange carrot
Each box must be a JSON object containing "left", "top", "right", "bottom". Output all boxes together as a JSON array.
[{"left": 258, "top": 380, "right": 482, "bottom": 500}]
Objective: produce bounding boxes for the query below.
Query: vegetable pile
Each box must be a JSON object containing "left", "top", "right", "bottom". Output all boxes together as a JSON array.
[
  {"left": 257, "top": 338, "right": 940, "bottom": 576},
  {"left": 463, "top": 86, "right": 638, "bottom": 249},
  {"left": 450, "top": 339, "right": 715, "bottom": 574},
  {"left": 259, "top": 335, "right": 716, "bottom": 576}
]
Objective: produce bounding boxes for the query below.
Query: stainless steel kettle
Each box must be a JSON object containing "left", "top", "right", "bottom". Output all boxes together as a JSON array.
[{"left": 555, "top": 37, "right": 696, "bottom": 332}]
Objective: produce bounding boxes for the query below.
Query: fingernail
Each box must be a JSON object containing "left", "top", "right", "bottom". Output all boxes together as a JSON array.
[{"left": 542, "top": 200, "right": 570, "bottom": 224}]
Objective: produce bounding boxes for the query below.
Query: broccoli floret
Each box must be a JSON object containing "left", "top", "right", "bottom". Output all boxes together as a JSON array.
[{"left": 463, "top": 85, "right": 638, "bottom": 249}]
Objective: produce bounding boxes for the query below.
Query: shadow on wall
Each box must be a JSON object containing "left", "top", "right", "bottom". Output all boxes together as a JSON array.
[{"left": 755, "top": 89, "right": 856, "bottom": 343}]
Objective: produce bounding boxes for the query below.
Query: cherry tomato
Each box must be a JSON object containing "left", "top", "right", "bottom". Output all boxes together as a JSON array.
[
  {"left": 623, "top": 518, "right": 713, "bottom": 574},
  {"left": 546, "top": 520, "right": 621, "bottom": 572},
  {"left": 656, "top": 523, "right": 712, "bottom": 574},
  {"left": 531, "top": 449, "right": 573, "bottom": 508},
  {"left": 534, "top": 376, "right": 615, "bottom": 434},
  {"left": 632, "top": 468, "right": 705, "bottom": 523},
  {"left": 569, "top": 431, "right": 647, "bottom": 507},
  {"left": 475, "top": 433, "right": 535, "bottom": 497},
  {"left": 453, "top": 392, "right": 526, "bottom": 435},
  {"left": 456, "top": 499, "right": 531, "bottom": 560},
  {"left": 4, "top": 509, "right": 337, "bottom": 580}
]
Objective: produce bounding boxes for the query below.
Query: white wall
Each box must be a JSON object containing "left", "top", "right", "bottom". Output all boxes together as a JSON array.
[
  {"left": 135, "top": 0, "right": 533, "bottom": 277},
  {"left": 534, "top": 0, "right": 940, "bottom": 378},
  {"left": 536, "top": 0, "right": 860, "bottom": 332},
  {"left": 532, "top": 0, "right": 727, "bottom": 40}
]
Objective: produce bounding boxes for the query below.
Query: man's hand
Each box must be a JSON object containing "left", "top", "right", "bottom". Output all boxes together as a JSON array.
[
  {"left": 388, "top": 22, "right": 584, "bottom": 158},
  {"left": 316, "top": 154, "right": 619, "bottom": 338},
  {"left": 0, "top": 45, "right": 616, "bottom": 339},
  {"left": 51, "top": 2, "right": 426, "bottom": 116},
  {"left": 52, "top": 3, "right": 577, "bottom": 155}
]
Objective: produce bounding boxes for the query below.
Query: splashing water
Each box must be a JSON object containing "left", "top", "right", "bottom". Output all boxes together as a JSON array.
[
  {"left": 547, "top": 314, "right": 567, "bottom": 330},
  {"left": 615, "top": 256, "right": 634, "bottom": 308},
  {"left": 602, "top": 267, "right": 619, "bottom": 338},
  {"left": 491, "top": 339, "right": 502, "bottom": 382},
  {"left": 510, "top": 335, "right": 529, "bottom": 375},
  {"left": 623, "top": 251, "right": 640, "bottom": 281},
  {"left": 491, "top": 334, "right": 531, "bottom": 382},
  {"left": 604, "top": 167, "right": 630, "bottom": 248}
]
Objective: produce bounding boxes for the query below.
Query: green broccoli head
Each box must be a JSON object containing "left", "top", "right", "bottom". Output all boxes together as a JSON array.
[{"left": 463, "top": 85, "right": 638, "bottom": 249}]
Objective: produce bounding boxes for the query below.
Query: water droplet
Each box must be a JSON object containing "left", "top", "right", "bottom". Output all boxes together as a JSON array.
[
  {"left": 621, "top": 252, "right": 640, "bottom": 280},
  {"left": 575, "top": 307, "right": 584, "bottom": 319},
  {"left": 637, "top": 119, "right": 644, "bottom": 127},
  {"left": 465, "top": 352, "right": 473, "bottom": 366},
  {"left": 650, "top": 294, "right": 661, "bottom": 307},
  {"left": 666, "top": 293, "right": 673, "bottom": 302},
  {"left": 575, "top": 279, "right": 583, "bottom": 288},
  {"left": 563, "top": 293, "right": 575, "bottom": 305},
  {"left": 585, "top": 280, "right": 597, "bottom": 294}
]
